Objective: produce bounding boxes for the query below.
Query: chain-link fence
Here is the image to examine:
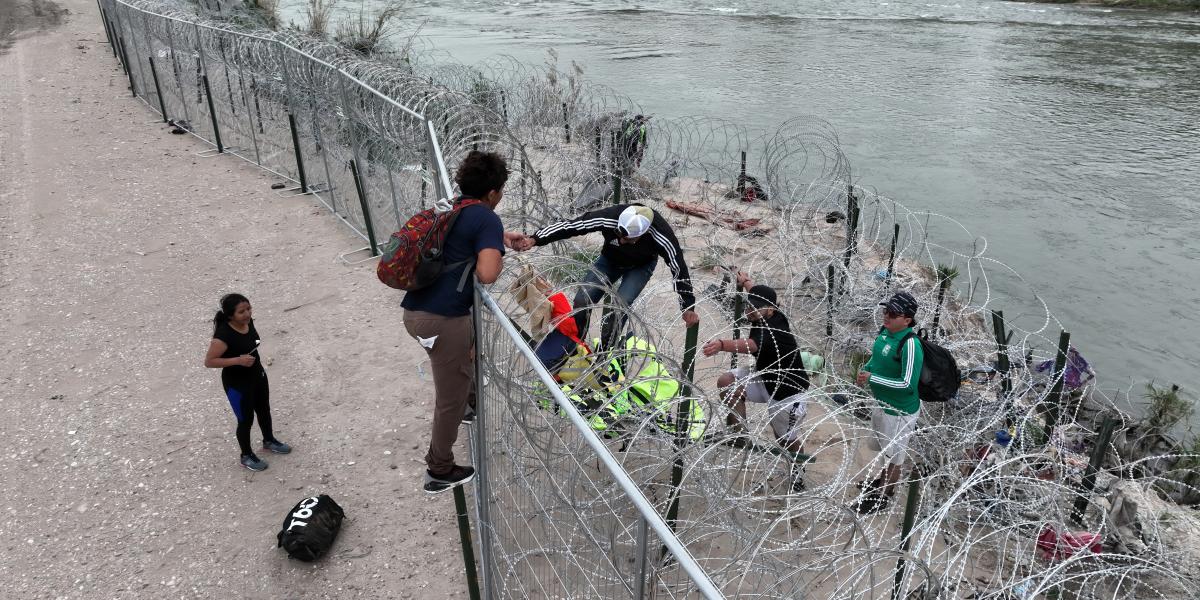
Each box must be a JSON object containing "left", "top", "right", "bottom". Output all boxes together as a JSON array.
[
  {"left": 98, "top": 0, "right": 466, "bottom": 256},
  {"left": 473, "top": 285, "right": 722, "bottom": 599}
]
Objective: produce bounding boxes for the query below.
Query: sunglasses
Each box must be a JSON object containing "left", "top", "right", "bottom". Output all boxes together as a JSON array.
[{"left": 882, "top": 308, "right": 902, "bottom": 318}]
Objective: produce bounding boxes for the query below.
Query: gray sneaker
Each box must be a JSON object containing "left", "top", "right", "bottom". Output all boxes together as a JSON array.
[
  {"left": 240, "top": 454, "right": 268, "bottom": 472},
  {"left": 263, "top": 439, "right": 292, "bottom": 454}
]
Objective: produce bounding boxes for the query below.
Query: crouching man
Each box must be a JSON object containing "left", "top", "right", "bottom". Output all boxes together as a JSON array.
[{"left": 703, "top": 274, "right": 809, "bottom": 492}]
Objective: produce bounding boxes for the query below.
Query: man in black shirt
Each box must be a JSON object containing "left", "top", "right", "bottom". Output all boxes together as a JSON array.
[
  {"left": 513, "top": 204, "right": 699, "bottom": 349},
  {"left": 702, "top": 277, "right": 809, "bottom": 491}
]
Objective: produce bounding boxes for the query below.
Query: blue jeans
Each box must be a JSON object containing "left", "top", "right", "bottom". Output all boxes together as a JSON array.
[
  {"left": 535, "top": 329, "right": 579, "bottom": 373},
  {"left": 573, "top": 254, "right": 656, "bottom": 349}
]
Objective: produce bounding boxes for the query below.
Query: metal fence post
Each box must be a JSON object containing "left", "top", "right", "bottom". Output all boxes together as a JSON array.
[
  {"left": 594, "top": 125, "right": 602, "bottom": 164},
  {"left": 891, "top": 473, "right": 923, "bottom": 600},
  {"left": 841, "top": 185, "right": 860, "bottom": 296},
  {"left": 452, "top": 486, "right": 484, "bottom": 600},
  {"left": 1070, "top": 415, "right": 1118, "bottom": 525},
  {"left": 634, "top": 518, "right": 649, "bottom": 600},
  {"left": 519, "top": 152, "right": 526, "bottom": 198},
  {"left": 730, "top": 287, "right": 744, "bottom": 370},
  {"left": 1044, "top": 330, "right": 1071, "bottom": 432},
  {"left": 886, "top": 222, "right": 899, "bottom": 280},
  {"left": 201, "top": 74, "right": 224, "bottom": 153},
  {"left": 562, "top": 101, "right": 570, "bottom": 143},
  {"left": 348, "top": 159, "right": 380, "bottom": 255},
  {"left": 991, "top": 310, "right": 1012, "bottom": 400},
  {"left": 661, "top": 322, "right": 700, "bottom": 550},
  {"left": 825, "top": 264, "right": 835, "bottom": 337},
  {"left": 682, "top": 322, "right": 699, "bottom": 382},
  {"left": 737, "top": 150, "right": 746, "bottom": 197},
  {"left": 148, "top": 56, "right": 169, "bottom": 122},
  {"left": 251, "top": 77, "right": 265, "bottom": 134},
  {"left": 287, "top": 113, "right": 308, "bottom": 192},
  {"left": 611, "top": 168, "right": 622, "bottom": 206}
]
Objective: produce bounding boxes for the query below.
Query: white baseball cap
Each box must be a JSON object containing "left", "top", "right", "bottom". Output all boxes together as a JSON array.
[{"left": 617, "top": 206, "right": 653, "bottom": 238}]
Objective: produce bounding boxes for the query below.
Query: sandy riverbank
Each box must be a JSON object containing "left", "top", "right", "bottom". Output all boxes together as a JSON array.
[{"left": 0, "top": 1, "right": 470, "bottom": 597}]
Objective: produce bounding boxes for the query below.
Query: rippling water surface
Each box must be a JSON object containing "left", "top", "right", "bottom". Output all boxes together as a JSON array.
[{"left": 353, "top": 0, "right": 1200, "bottom": 405}]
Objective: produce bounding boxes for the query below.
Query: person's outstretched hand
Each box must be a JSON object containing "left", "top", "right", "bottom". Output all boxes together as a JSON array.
[
  {"left": 702, "top": 339, "right": 722, "bottom": 357},
  {"left": 682, "top": 309, "right": 700, "bottom": 327},
  {"left": 512, "top": 236, "right": 536, "bottom": 252},
  {"left": 503, "top": 231, "right": 527, "bottom": 249},
  {"left": 856, "top": 371, "right": 870, "bottom": 385},
  {"left": 735, "top": 271, "right": 752, "bottom": 290}
]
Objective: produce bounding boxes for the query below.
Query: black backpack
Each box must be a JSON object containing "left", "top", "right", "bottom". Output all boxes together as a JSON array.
[
  {"left": 277, "top": 494, "right": 345, "bottom": 562},
  {"left": 893, "top": 328, "right": 961, "bottom": 403}
]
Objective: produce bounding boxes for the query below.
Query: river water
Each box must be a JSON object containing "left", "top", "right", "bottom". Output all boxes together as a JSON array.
[{"left": 325, "top": 0, "right": 1200, "bottom": 406}]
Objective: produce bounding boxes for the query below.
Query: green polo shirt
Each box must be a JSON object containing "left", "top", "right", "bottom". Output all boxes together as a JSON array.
[{"left": 865, "top": 326, "right": 923, "bottom": 415}]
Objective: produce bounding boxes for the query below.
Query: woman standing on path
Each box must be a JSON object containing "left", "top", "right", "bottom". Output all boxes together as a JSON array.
[{"left": 204, "top": 293, "right": 291, "bottom": 471}]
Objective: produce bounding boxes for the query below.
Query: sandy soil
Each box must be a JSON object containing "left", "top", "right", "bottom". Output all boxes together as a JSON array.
[{"left": 0, "top": 1, "right": 470, "bottom": 598}]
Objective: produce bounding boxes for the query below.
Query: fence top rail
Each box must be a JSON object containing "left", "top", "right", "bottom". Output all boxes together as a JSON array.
[
  {"left": 106, "top": 0, "right": 425, "bottom": 121},
  {"left": 475, "top": 284, "right": 725, "bottom": 600},
  {"left": 426, "top": 120, "right": 455, "bottom": 209}
]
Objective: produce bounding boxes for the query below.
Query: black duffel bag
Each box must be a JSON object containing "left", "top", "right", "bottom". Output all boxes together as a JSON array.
[{"left": 277, "top": 494, "right": 345, "bottom": 561}]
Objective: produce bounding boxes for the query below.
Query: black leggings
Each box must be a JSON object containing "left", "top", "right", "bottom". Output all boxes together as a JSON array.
[{"left": 223, "top": 373, "right": 274, "bottom": 456}]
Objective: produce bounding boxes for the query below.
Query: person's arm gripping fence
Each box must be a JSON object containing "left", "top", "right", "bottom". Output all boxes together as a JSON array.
[
  {"left": 869, "top": 334, "right": 920, "bottom": 393},
  {"left": 530, "top": 206, "right": 622, "bottom": 246},
  {"left": 647, "top": 213, "right": 696, "bottom": 312}
]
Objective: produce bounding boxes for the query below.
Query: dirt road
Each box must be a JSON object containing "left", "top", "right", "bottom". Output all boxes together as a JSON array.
[{"left": 0, "top": 1, "right": 470, "bottom": 597}]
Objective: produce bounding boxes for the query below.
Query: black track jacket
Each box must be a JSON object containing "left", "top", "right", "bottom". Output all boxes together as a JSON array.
[{"left": 532, "top": 204, "right": 696, "bottom": 311}]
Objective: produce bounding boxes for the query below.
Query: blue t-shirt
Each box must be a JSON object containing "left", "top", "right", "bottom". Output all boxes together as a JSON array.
[{"left": 401, "top": 203, "right": 504, "bottom": 317}]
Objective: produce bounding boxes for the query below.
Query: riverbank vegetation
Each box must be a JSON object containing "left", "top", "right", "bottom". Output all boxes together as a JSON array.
[{"left": 194, "top": 0, "right": 421, "bottom": 61}]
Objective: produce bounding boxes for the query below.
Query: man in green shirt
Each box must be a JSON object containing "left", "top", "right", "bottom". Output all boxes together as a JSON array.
[{"left": 854, "top": 291, "right": 923, "bottom": 514}]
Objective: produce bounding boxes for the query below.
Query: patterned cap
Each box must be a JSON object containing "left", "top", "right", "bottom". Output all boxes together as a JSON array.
[{"left": 879, "top": 291, "right": 919, "bottom": 317}]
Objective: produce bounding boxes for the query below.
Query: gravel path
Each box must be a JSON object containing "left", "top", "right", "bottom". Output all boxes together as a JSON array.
[{"left": 0, "top": 2, "right": 471, "bottom": 597}]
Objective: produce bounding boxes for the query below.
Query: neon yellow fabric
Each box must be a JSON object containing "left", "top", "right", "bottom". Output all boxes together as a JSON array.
[{"left": 536, "top": 336, "right": 706, "bottom": 439}]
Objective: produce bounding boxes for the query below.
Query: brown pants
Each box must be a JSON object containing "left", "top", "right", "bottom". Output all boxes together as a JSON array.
[{"left": 403, "top": 310, "right": 475, "bottom": 474}]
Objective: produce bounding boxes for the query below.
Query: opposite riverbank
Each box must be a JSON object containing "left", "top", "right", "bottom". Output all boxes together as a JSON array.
[
  {"left": 1019, "top": 0, "right": 1200, "bottom": 10},
  {"left": 0, "top": 1, "right": 468, "bottom": 597}
]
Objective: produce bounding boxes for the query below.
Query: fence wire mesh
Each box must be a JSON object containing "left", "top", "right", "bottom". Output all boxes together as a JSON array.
[{"left": 98, "top": 1, "right": 1199, "bottom": 597}]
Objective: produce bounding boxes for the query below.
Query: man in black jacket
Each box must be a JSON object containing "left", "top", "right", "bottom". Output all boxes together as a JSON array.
[{"left": 514, "top": 204, "right": 699, "bottom": 348}]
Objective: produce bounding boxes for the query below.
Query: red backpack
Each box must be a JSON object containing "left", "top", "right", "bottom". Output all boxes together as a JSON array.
[{"left": 377, "top": 197, "right": 483, "bottom": 291}]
